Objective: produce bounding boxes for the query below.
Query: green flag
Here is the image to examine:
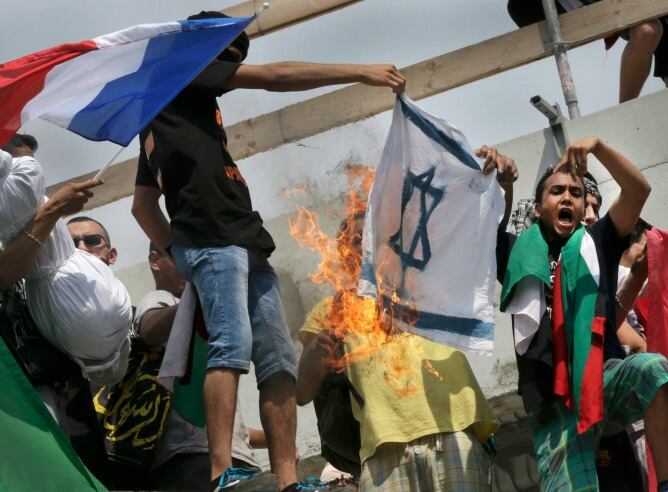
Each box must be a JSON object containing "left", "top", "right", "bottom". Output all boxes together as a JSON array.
[
  {"left": 0, "top": 339, "right": 107, "bottom": 492},
  {"left": 172, "top": 331, "right": 208, "bottom": 428}
]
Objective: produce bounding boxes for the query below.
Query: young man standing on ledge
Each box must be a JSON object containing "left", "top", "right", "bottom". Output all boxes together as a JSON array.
[{"left": 132, "top": 11, "right": 405, "bottom": 492}]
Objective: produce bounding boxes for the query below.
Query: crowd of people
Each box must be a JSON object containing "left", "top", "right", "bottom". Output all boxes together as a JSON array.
[{"left": 1, "top": 6, "right": 668, "bottom": 492}]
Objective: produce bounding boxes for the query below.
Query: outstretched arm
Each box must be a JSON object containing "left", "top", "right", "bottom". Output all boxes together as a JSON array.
[
  {"left": 555, "top": 137, "right": 651, "bottom": 238},
  {"left": 0, "top": 180, "right": 100, "bottom": 289},
  {"left": 224, "top": 62, "right": 406, "bottom": 94}
]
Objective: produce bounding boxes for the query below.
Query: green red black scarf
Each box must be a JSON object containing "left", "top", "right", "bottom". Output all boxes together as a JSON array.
[{"left": 501, "top": 224, "right": 606, "bottom": 433}]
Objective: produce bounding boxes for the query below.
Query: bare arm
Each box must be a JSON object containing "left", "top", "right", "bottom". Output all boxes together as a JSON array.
[
  {"left": 598, "top": 142, "right": 651, "bottom": 238},
  {"left": 616, "top": 320, "right": 647, "bottom": 353},
  {"left": 0, "top": 180, "right": 100, "bottom": 289},
  {"left": 616, "top": 241, "right": 648, "bottom": 330},
  {"left": 224, "top": 62, "right": 405, "bottom": 93},
  {"left": 296, "top": 331, "right": 339, "bottom": 406},
  {"left": 248, "top": 428, "right": 267, "bottom": 449},
  {"left": 131, "top": 186, "right": 171, "bottom": 250},
  {"left": 137, "top": 304, "right": 179, "bottom": 346},
  {"left": 556, "top": 138, "right": 651, "bottom": 238}
]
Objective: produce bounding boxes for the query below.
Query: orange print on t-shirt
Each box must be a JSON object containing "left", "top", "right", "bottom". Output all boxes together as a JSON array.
[{"left": 225, "top": 166, "right": 247, "bottom": 187}]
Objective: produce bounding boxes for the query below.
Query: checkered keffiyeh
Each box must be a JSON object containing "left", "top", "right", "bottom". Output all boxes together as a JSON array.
[
  {"left": 507, "top": 198, "right": 538, "bottom": 236},
  {"left": 583, "top": 175, "right": 602, "bottom": 205}
]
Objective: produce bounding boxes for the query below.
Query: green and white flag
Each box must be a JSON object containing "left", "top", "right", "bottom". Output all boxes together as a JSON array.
[{"left": 0, "top": 338, "right": 106, "bottom": 491}]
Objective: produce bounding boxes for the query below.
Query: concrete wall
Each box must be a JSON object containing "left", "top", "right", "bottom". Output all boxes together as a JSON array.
[{"left": 114, "top": 88, "right": 668, "bottom": 464}]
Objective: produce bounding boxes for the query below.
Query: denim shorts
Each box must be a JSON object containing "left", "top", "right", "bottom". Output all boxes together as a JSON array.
[{"left": 171, "top": 245, "right": 297, "bottom": 385}]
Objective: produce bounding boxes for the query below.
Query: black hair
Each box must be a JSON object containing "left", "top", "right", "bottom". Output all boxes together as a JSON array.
[
  {"left": 630, "top": 218, "right": 653, "bottom": 244},
  {"left": 2, "top": 134, "right": 38, "bottom": 155},
  {"left": 187, "top": 11, "right": 250, "bottom": 62},
  {"left": 534, "top": 166, "right": 587, "bottom": 204},
  {"left": 534, "top": 167, "right": 554, "bottom": 203},
  {"left": 67, "top": 216, "right": 111, "bottom": 245}
]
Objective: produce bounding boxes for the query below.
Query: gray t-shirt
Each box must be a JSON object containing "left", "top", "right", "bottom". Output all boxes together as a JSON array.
[{"left": 133, "top": 290, "right": 258, "bottom": 469}]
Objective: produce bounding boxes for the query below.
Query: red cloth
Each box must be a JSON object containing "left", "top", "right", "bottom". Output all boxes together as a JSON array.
[
  {"left": 552, "top": 260, "right": 606, "bottom": 434},
  {"left": 553, "top": 262, "right": 572, "bottom": 405},
  {"left": 634, "top": 297, "right": 649, "bottom": 330},
  {"left": 646, "top": 228, "right": 668, "bottom": 356},
  {"left": 643, "top": 228, "right": 668, "bottom": 492},
  {"left": 577, "top": 316, "right": 605, "bottom": 434}
]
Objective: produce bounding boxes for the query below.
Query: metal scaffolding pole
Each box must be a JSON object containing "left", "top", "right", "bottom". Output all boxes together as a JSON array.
[{"left": 541, "top": 0, "right": 581, "bottom": 119}]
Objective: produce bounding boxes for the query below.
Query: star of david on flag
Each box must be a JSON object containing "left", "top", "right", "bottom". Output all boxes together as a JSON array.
[{"left": 359, "top": 95, "right": 505, "bottom": 354}]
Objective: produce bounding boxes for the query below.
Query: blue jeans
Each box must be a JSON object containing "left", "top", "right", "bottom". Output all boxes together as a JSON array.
[{"left": 172, "top": 245, "right": 297, "bottom": 385}]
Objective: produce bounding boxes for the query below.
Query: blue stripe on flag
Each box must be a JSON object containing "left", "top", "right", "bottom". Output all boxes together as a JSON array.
[
  {"left": 67, "top": 17, "right": 252, "bottom": 146},
  {"left": 381, "top": 295, "right": 494, "bottom": 341},
  {"left": 398, "top": 97, "right": 479, "bottom": 170},
  {"left": 360, "top": 260, "right": 376, "bottom": 286}
]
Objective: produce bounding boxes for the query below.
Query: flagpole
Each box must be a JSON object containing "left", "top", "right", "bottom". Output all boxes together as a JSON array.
[
  {"left": 93, "top": 146, "right": 124, "bottom": 181},
  {"left": 255, "top": 2, "right": 270, "bottom": 17}
]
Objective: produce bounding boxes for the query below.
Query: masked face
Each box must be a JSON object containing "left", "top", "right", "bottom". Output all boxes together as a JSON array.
[{"left": 218, "top": 45, "right": 244, "bottom": 63}]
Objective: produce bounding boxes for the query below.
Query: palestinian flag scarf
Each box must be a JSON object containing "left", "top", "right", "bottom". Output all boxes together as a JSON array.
[{"left": 501, "top": 223, "right": 606, "bottom": 434}]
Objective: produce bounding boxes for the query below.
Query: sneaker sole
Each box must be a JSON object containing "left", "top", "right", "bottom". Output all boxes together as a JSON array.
[{"left": 214, "top": 478, "right": 241, "bottom": 491}]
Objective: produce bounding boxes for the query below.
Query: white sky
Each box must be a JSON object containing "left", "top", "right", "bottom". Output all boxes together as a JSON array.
[{"left": 2, "top": 0, "right": 665, "bottom": 269}]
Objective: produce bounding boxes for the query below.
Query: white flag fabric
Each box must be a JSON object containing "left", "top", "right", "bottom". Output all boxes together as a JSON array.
[{"left": 358, "top": 96, "right": 504, "bottom": 354}]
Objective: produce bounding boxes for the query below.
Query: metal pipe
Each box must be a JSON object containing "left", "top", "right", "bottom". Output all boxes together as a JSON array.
[{"left": 541, "top": 0, "right": 581, "bottom": 119}]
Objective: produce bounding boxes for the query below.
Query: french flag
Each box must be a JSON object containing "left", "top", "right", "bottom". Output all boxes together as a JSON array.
[{"left": 0, "top": 16, "right": 253, "bottom": 147}]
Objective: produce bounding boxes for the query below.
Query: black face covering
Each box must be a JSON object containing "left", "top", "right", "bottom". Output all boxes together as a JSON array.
[
  {"left": 217, "top": 47, "right": 243, "bottom": 63},
  {"left": 187, "top": 10, "right": 250, "bottom": 62}
]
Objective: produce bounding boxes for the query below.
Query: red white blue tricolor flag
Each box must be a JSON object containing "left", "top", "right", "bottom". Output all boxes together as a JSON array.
[{"left": 0, "top": 16, "right": 253, "bottom": 147}]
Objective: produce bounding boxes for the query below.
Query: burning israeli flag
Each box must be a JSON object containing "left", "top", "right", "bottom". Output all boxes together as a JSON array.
[{"left": 358, "top": 95, "right": 505, "bottom": 354}]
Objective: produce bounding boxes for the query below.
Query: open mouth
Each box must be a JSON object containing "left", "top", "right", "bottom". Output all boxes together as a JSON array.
[{"left": 557, "top": 208, "right": 574, "bottom": 226}]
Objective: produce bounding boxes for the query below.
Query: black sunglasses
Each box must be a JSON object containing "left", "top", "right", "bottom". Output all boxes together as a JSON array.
[{"left": 72, "top": 234, "right": 107, "bottom": 248}]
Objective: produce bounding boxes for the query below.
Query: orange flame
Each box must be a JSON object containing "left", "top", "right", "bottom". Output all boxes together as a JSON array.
[{"left": 289, "top": 165, "right": 442, "bottom": 397}]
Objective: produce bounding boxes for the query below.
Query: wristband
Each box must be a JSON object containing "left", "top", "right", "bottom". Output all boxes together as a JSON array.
[
  {"left": 23, "top": 230, "right": 44, "bottom": 247},
  {"left": 615, "top": 293, "right": 631, "bottom": 312}
]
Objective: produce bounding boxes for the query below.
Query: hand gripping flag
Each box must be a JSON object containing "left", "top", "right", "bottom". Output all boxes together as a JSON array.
[
  {"left": 358, "top": 95, "right": 505, "bottom": 354},
  {"left": 0, "top": 16, "right": 253, "bottom": 147}
]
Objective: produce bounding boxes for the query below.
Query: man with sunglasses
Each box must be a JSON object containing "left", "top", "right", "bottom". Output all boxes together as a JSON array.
[{"left": 67, "top": 216, "right": 117, "bottom": 266}]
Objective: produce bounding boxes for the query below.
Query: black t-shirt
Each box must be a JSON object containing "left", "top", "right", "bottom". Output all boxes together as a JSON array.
[
  {"left": 496, "top": 214, "right": 629, "bottom": 412},
  {"left": 135, "top": 60, "right": 275, "bottom": 255}
]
